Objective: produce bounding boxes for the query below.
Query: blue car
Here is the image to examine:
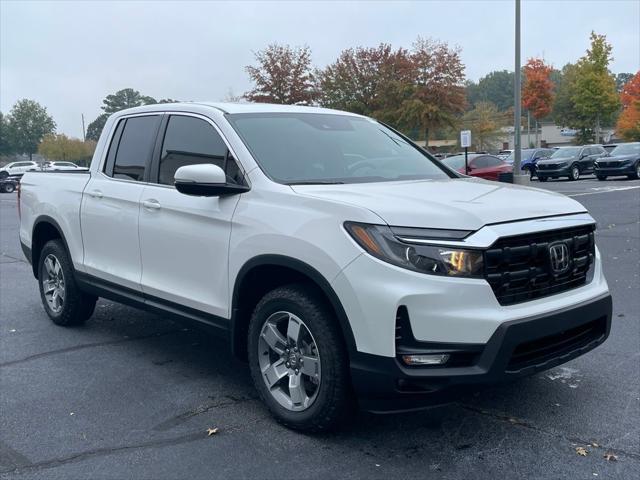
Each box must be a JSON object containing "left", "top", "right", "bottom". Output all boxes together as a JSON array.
[{"left": 505, "top": 148, "right": 556, "bottom": 178}]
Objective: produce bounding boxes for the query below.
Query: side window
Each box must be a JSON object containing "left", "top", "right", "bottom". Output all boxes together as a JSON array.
[
  {"left": 158, "top": 115, "right": 243, "bottom": 186},
  {"left": 106, "top": 116, "right": 160, "bottom": 181},
  {"left": 582, "top": 147, "right": 592, "bottom": 157},
  {"left": 103, "top": 119, "right": 125, "bottom": 176}
]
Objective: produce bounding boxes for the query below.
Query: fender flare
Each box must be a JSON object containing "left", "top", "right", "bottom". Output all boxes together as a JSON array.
[
  {"left": 30, "top": 215, "right": 73, "bottom": 278},
  {"left": 231, "top": 254, "right": 357, "bottom": 356}
]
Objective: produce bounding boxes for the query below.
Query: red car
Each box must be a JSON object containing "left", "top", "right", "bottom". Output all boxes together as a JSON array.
[{"left": 441, "top": 153, "right": 512, "bottom": 181}]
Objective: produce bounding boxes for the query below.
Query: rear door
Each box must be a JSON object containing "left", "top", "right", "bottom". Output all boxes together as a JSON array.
[
  {"left": 80, "top": 114, "right": 161, "bottom": 290},
  {"left": 138, "top": 113, "right": 246, "bottom": 318}
]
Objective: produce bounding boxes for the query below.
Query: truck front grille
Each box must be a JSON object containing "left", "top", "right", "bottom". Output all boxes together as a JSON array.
[{"left": 484, "top": 224, "right": 595, "bottom": 305}]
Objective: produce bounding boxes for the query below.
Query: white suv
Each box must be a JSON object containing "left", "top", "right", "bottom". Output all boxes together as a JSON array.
[
  {"left": 19, "top": 103, "right": 612, "bottom": 431},
  {"left": 0, "top": 160, "right": 38, "bottom": 178}
]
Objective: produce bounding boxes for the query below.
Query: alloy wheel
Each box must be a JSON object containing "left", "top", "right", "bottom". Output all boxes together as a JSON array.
[
  {"left": 258, "top": 311, "right": 321, "bottom": 412},
  {"left": 571, "top": 166, "right": 580, "bottom": 181},
  {"left": 42, "top": 254, "right": 65, "bottom": 313}
]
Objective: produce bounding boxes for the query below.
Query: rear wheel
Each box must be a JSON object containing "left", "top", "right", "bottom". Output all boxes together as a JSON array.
[
  {"left": 538, "top": 176, "right": 548, "bottom": 182},
  {"left": 248, "top": 284, "right": 353, "bottom": 432},
  {"left": 569, "top": 164, "right": 580, "bottom": 181},
  {"left": 2, "top": 183, "right": 15, "bottom": 193},
  {"left": 0, "top": 171, "right": 8, "bottom": 179},
  {"left": 596, "top": 175, "right": 607, "bottom": 181},
  {"left": 628, "top": 163, "right": 640, "bottom": 180},
  {"left": 38, "top": 240, "right": 97, "bottom": 326}
]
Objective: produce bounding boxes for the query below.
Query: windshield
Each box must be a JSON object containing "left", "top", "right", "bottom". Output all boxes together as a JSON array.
[
  {"left": 610, "top": 143, "right": 640, "bottom": 156},
  {"left": 505, "top": 149, "right": 535, "bottom": 163},
  {"left": 226, "top": 113, "right": 452, "bottom": 184},
  {"left": 550, "top": 147, "right": 581, "bottom": 159}
]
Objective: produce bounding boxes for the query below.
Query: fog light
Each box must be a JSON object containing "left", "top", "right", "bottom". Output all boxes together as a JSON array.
[{"left": 401, "top": 354, "right": 450, "bottom": 366}]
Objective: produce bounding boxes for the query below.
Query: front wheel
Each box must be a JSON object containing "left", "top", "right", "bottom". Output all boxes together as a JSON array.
[
  {"left": 38, "top": 240, "right": 97, "bottom": 326},
  {"left": 538, "top": 176, "right": 548, "bottom": 182},
  {"left": 628, "top": 163, "right": 640, "bottom": 180},
  {"left": 596, "top": 175, "right": 607, "bottom": 181},
  {"left": 0, "top": 171, "right": 8, "bottom": 180},
  {"left": 248, "top": 284, "right": 353, "bottom": 432},
  {"left": 569, "top": 165, "right": 580, "bottom": 181}
]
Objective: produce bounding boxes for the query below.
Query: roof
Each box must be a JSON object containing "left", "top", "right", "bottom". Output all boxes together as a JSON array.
[{"left": 113, "top": 101, "right": 364, "bottom": 117}]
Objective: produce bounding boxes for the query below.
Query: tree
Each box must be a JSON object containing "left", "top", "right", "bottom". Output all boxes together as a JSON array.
[
  {"left": 0, "top": 112, "right": 13, "bottom": 157},
  {"left": 317, "top": 44, "right": 412, "bottom": 116},
  {"left": 38, "top": 134, "right": 96, "bottom": 166},
  {"left": 616, "top": 73, "right": 634, "bottom": 92},
  {"left": 465, "top": 70, "right": 514, "bottom": 111},
  {"left": 571, "top": 32, "right": 620, "bottom": 143},
  {"left": 552, "top": 63, "right": 580, "bottom": 127},
  {"left": 102, "top": 88, "right": 157, "bottom": 114},
  {"left": 459, "top": 102, "right": 509, "bottom": 151},
  {"left": 522, "top": 58, "right": 554, "bottom": 146},
  {"left": 616, "top": 71, "right": 640, "bottom": 141},
  {"left": 86, "top": 114, "right": 109, "bottom": 142},
  {"left": 395, "top": 37, "right": 466, "bottom": 144},
  {"left": 86, "top": 88, "right": 164, "bottom": 141},
  {"left": 244, "top": 44, "right": 316, "bottom": 104},
  {"left": 5, "top": 99, "right": 56, "bottom": 160}
]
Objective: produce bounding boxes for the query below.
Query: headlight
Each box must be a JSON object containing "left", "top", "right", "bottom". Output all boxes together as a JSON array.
[{"left": 344, "top": 222, "right": 483, "bottom": 277}]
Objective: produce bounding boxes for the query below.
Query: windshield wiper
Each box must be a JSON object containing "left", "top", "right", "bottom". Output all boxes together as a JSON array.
[{"left": 287, "top": 180, "right": 345, "bottom": 185}]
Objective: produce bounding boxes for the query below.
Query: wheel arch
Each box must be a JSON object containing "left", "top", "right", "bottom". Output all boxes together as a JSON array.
[
  {"left": 231, "top": 255, "right": 357, "bottom": 361},
  {"left": 31, "top": 216, "right": 72, "bottom": 279}
]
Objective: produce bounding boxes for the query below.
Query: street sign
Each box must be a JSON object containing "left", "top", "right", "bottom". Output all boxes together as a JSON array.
[{"left": 460, "top": 130, "right": 471, "bottom": 148}]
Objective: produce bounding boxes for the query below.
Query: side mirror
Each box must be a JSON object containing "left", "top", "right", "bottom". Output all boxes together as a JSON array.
[{"left": 174, "top": 164, "right": 249, "bottom": 197}]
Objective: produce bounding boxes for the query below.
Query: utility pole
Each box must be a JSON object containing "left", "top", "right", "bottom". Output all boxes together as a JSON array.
[
  {"left": 513, "top": 0, "right": 526, "bottom": 184},
  {"left": 527, "top": 111, "right": 530, "bottom": 149},
  {"left": 81, "top": 114, "right": 86, "bottom": 142}
]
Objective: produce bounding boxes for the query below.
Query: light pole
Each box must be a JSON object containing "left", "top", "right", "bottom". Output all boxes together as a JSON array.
[{"left": 513, "top": 0, "right": 527, "bottom": 184}]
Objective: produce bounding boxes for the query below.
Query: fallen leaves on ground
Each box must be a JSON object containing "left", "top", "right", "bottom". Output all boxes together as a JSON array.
[
  {"left": 206, "top": 427, "right": 219, "bottom": 436},
  {"left": 603, "top": 452, "right": 618, "bottom": 462},
  {"left": 576, "top": 447, "right": 589, "bottom": 456}
]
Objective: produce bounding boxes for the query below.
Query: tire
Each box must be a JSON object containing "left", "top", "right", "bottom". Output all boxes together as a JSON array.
[
  {"left": 569, "top": 164, "right": 580, "bottom": 181},
  {"left": 38, "top": 240, "right": 97, "bottom": 326},
  {"left": 538, "top": 176, "right": 548, "bottom": 182},
  {"left": 248, "top": 284, "right": 354, "bottom": 432},
  {"left": 2, "top": 183, "right": 15, "bottom": 193},
  {"left": 628, "top": 163, "right": 640, "bottom": 180},
  {"left": 0, "top": 171, "right": 8, "bottom": 180},
  {"left": 596, "top": 175, "right": 607, "bottom": 181},
  {"left": 528, "top": 167, "right": 536, "bottom": 180}
]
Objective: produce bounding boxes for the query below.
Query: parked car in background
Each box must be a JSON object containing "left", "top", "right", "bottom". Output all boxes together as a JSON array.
[
  {"left": 497, "top": 149, "right": 513, "bottom": 161},
  {"left": 0, "top": 174, "right": 21, "bottom": 193},
  {"left": 43, "top": 161, "right": 84, "bottom": 171},
  {"left": 536, "top": 145, "right": 607, "bottom": 182},
  {"left": 504, "top": 148, "right": 555, "bottom": 178},
  {"left": 594, "top": 142, "right": 640, "bottom": 180},
  {"left": 441, "top": 153, "right": 512, "bottom": 181},
  {"left": 0, "top": 161, "right": 38, "bottom": 178}
]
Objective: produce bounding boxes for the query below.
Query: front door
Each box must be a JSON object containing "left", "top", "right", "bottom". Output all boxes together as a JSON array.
[
  {"left": 138, "top": 114, "right": 245, "bottom": 318},
  {"left": 80, "top": 114, "right": 161, "bottom": 290}
]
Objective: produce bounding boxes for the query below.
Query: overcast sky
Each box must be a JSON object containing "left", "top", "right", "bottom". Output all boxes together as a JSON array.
[{"left": 1, "top": 0, "right": 638, "bottom": 138}]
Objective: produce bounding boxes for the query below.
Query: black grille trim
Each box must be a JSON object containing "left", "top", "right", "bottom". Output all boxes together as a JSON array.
[{"left": 484, "top": 225, "right": 596, "bottom": 306}]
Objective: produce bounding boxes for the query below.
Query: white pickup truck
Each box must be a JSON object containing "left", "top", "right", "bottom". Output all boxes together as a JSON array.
[{"left": 19, "top": 103, "right": 612, "bottom": 431}]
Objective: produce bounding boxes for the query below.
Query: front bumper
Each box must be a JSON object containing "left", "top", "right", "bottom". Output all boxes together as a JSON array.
[
  {"left": 351, "top": 293, "right": 612, "bottom": 412},
  {"left": 594, "top": 164, "right": 635, "bottom": 176},
  {"left": 537, "top": 165, "right": 571, "bottom": 177}
]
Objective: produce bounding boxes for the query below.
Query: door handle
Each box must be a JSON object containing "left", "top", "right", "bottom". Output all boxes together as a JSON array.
[
  {"left": 88, "top": 190, "right": 103, "bottom": 199},
  {"left": 142, "top": 199, "right": 161, "bottom": 210}
]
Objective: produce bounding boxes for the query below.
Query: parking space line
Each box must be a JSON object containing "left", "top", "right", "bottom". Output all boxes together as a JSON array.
[{"left": 567, "top": 186, "right": 640, "bottom": 197}]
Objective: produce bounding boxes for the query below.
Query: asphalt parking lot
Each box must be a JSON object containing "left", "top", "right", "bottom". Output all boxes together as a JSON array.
[{"left": 1, "top": 176, "right": 639, "bottom": 479}]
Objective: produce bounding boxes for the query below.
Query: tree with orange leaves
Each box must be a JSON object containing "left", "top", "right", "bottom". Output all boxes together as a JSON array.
[
  {"left": 522, "top": 58, "right": 554, "bottom": 146},
  {"left": 616, "top": 71, "right": 640, "bottom": 141}
]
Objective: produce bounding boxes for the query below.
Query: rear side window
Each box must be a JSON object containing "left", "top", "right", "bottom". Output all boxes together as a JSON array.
[
  {"left": 157, "top": 115, "right": 243, "bottom": 185},
  {"left": 104, "top": 115, "right": 160, "bottom": 181},
  {"left": 472, "top": 156, "right": 489, "bottom": 168}
]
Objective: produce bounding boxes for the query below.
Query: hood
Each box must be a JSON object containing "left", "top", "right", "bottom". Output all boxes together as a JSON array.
[
  {"left": 537, "top": 157, "right": 576, "bottom": 165},
  {"left": 603, "top": 153, "right": 639, "bottom": 162},
  {"left": 291, "top": 178, "right": 586, "bottom": 230}
]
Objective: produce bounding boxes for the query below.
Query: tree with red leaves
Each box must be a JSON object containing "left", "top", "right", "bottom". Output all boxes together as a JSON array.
[
  {"left": 244, "top": 44, "right": 316, "bottom": 105},
  {"left": 616, "top": 71, "right": 640, "bottom": 141},
  {"left": 522, "top": 58, "right": 554, "bottom": 146}
]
